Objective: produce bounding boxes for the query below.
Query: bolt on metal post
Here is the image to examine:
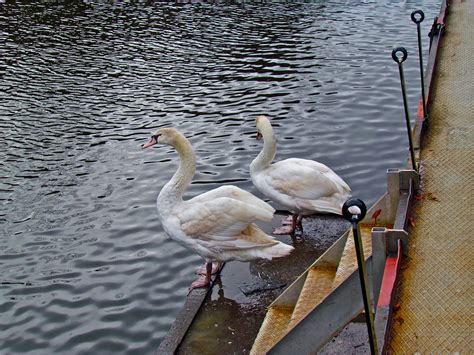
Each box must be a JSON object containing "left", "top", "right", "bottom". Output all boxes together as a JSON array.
[
  {"left": 342, "top": 199, "right": 377, "bottom": 355},
  {"left": 392, "top": 47, "right": 417, "bottom": 171},
  {"left": 411, "top": 9, "right": 427, "bottom": 119}
]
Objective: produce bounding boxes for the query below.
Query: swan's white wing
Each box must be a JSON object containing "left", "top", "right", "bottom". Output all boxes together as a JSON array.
[
  {"left": 265, "top": 158, "right": 350, "bottom": 200},
  {"left": 281, "top": 158, "right": 350, "bottom": 191},
  {"left": 188, "top": 185, "right": 275, "bottom": 215},
  {"left": 177, "top": 197, "right": 276, "bottom": 249}
]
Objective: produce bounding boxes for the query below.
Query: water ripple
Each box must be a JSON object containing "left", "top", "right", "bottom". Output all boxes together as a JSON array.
[{"left": 1, "top": 0, "right": 440, "bottom": 353}]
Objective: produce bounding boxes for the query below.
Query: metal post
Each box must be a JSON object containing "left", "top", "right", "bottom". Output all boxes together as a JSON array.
[
  {"left": 342, "top": 199, "right": 377, "bottom": 355},
  {"left": 428, "top": 16, "right": 439, "bottom": 50},
  {"left": 392, "top": 47, "right": 417, "bottom": 171},
  {"left": 411, "top": 10, "right": 427, "bottom": 119}
]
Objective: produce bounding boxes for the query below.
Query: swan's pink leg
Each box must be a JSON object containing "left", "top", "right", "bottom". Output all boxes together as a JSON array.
[
  {"left": 272, "top": 226, "right": 295, "bottom": 235},
  {"left": 273, "top": 214, "right": 298, "bottom": 235},
  {"left": 197, "top": 261, "right": 222, "bottom": 275},
  {"left": 213, "top": 261, "right": 223, "bottom": 274},
  {"left": 281, "top": 215, "right": 294, "bottom": 225},
  {"left": 189, "top": 262, "right": 212, "bottom": 292},
  {"left": 296, "top": 215, "right": 303, "bottom": 232}
]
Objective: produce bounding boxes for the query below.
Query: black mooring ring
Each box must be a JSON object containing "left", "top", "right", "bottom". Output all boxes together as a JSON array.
[
  {"left": 342, "top": 198, "right": 367, "bottom": 223},
  {"left": 391, "top": 47, "right": 408, "bottom": 63},
  {"left": 411, "top": 9, "right": 425, "bottom": 24}
]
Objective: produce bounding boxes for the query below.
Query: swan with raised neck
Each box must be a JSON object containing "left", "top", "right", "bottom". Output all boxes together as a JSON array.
[
  {"left": 250, "top": 115, "right": 277, "bottom": 174},
  {"left": 144, "top": 128, "right": 196, "bottom": 215},
  {"left": 143, "top": 127, "right": 293, "bottom": 292}
]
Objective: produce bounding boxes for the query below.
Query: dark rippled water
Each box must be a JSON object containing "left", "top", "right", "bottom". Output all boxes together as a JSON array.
[{"left": 1, "top": 1, "right": 439, "bottom": 353}]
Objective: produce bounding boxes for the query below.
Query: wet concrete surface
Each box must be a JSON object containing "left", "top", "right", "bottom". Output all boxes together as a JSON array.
[
  {"left": 319, "top": 322, "right": 370, "bottom": 354},
  {"left": 175, "top": 213, "right": 353, "bottom": 354}
]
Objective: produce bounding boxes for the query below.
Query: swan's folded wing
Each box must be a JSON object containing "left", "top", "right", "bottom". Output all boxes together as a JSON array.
[
  {"left": 188, "top": 185, "right": 275, "bottom": 216},
  {"left": 266, "top": 159, "right": 345, "bottom": 199},
  {"left": 177, "top": 197, "right": 275, "bottom": 247}
]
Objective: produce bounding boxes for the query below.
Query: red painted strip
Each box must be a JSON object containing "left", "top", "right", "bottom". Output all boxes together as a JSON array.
[
  {"left": 437, "top": 0, "right": 448, "bottom": 25},
  {"left": 416, "top": 99, "right": 425, "bottom": 120},
  {"left": 377, "top": 243, "right": 402, "bottom": 307}
]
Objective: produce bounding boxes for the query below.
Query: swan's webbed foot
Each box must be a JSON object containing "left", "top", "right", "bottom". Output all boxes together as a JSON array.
[
  {"left": 272, "top": 225, "right": 297, "bottom": 235},
  {"left": 189, "top": 262, "right": 212, "bottom": 294},
  {"left": 281, "top": 215, "right": 294, "bottom": 225},
  {"left": 189, "top": 276, "right": 211, "bottom": 291},
  {"left": 274, "top": 214, "right": 303, "bottom": 236}
]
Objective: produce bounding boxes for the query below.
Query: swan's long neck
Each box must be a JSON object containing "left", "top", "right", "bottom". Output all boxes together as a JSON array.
[
  {"left": 251, "top": 126, "right": 276, "bottom": 172},
  {"left": 158, "top": 136, "right": 196, "bottom": 213}
]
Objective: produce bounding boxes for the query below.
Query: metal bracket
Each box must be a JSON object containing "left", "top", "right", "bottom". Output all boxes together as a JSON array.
[
  {"left": 385, "top": 168, "right": 419, "bottom": 226},
  {"left": 398, "top": 169, "right": 419, "bottom": 191},
  {"left": 386, "top": 229, "right": 409, "bottom": 256},
  {"left": 371, "top": 227, "right": 407, "bottom": 314},
  {"left": 387, "top": 168, "right": 419, "bottom": 191}
]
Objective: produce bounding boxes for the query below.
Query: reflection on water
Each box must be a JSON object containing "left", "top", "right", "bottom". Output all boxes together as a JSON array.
[
  {"left": 1, "top": 1, "right": 439, "bottom": 353},
  {"left": 180, "top": 284, "right": 263, "bottom": 355}
]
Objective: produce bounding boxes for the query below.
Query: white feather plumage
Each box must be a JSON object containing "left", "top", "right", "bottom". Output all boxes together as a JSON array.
[{"left": 250, "top": 116, "right": 351, "bottom": 234}]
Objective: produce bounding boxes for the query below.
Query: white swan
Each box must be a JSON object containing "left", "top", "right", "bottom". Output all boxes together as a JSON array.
[
  {"left": 250, "top": 115, "right": 351, "bottom": 235},
  {"left": 143, "top": 128, "right": 294, "bottom": 291}
]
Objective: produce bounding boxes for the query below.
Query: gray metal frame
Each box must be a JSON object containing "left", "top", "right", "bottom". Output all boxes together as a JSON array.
[{"left": 264, "top": 169, "right": 418, "bottom": 353}]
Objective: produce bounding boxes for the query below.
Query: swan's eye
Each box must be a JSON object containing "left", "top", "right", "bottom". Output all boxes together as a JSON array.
[{"left": 151, "top": 134, "right": 159, "bottom": 142}]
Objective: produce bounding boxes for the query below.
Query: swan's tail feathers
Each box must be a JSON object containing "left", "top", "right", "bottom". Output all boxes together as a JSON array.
[
  {"left": 245, "top": 224, "right": 294, "bottom": 259},
  {"left": 236, "top": 224, "right": 294, "bottom": 260},
  {"left": 309, "top": 193, "right": 352, "bottom": 215},
  {"left": 264, "top": 241, "right": 294, "bottom": 259},
  {"left": 241, "top": 224, "right": 278, "bottom": 245}
]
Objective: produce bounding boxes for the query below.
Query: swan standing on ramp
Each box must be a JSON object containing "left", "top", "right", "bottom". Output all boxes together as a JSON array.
[
  {"left": 143, "top": 128, "right": 294, "bottom": 292},
  {"left": 250, "top": 115, "right": 352, "bottom": 236}
]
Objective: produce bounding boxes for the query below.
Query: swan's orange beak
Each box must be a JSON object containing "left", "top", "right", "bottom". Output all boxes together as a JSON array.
[
  {"left": 142, "top": 136, "right": 158, "bottom": 149},
  {"left": 256, "top": 132, "right": 263, "bottom": 140}
]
